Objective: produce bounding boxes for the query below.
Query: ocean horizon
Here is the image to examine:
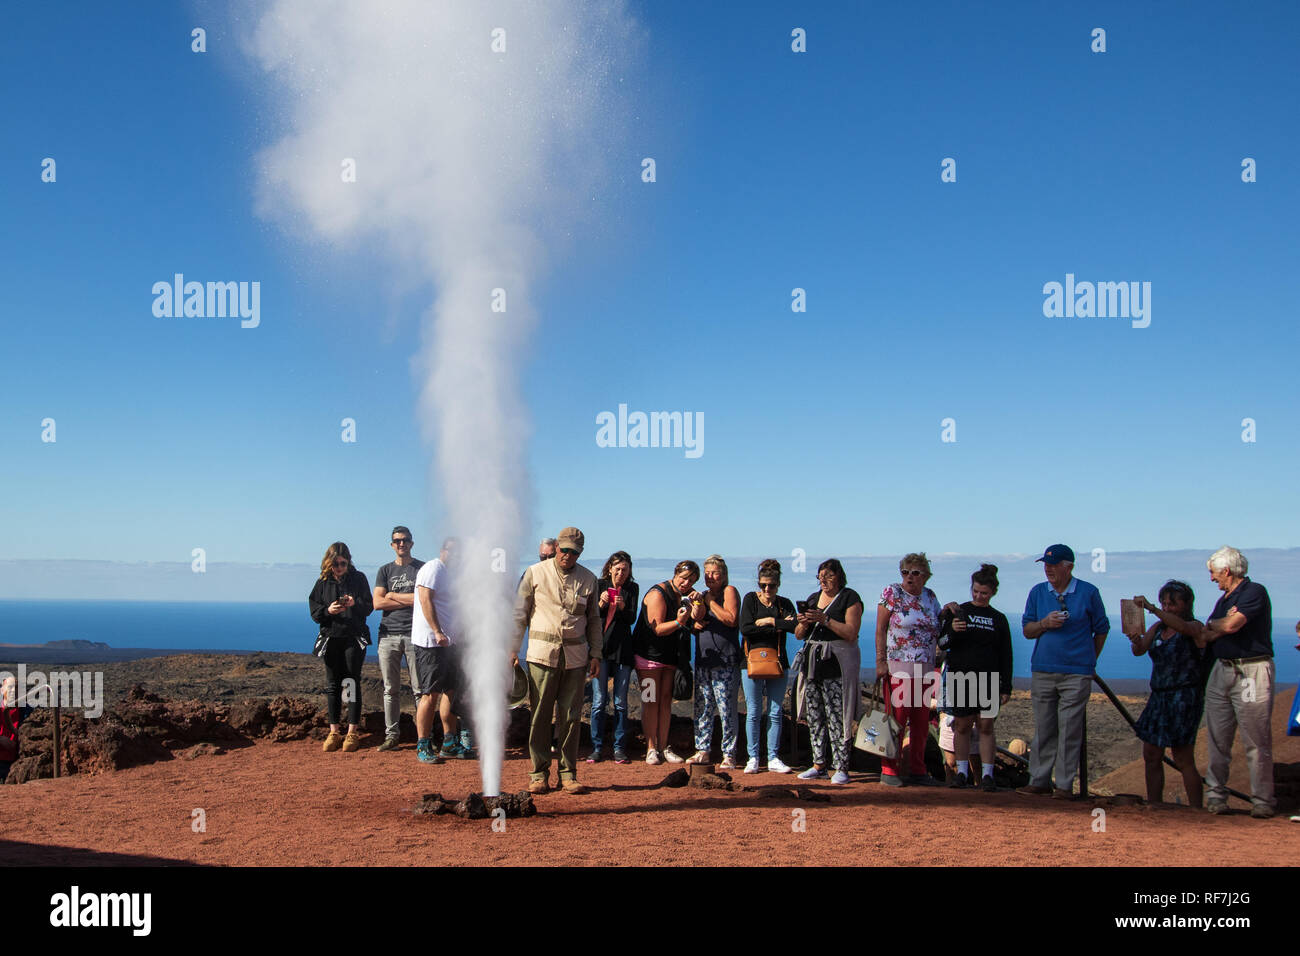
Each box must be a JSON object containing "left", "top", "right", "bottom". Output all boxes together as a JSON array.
[{"left": 2, "top": 599, "right": 1295, "bottom": 684}]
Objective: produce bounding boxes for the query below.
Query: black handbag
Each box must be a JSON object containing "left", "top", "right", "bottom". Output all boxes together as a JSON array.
[{"left": 672, "top": 630, "right": 693, "bottom": 701}]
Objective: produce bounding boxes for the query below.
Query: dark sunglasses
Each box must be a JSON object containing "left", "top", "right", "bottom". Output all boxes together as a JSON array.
[
  {"left": 902, "top": 569, "right": 926, "bottom": 578},
  {"left": 559, "top": 548, "right": 580, "bottom": 556},
  {"left": 332, "top": 559, "right": 349, "bottom": 567},
  {"left": 392, "top": 538, "right": 411, "bottom": 545},
  {"left": 757, "top": 582, "right": 779, "bottom": 590}
]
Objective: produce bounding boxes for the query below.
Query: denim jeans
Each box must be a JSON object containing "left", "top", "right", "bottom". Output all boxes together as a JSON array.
[
  {"left": 590, "top": 660, "right": 634, "bottom": 753},
  {"left": 741, "top": 671, "right": 789, "bottom": 760}
]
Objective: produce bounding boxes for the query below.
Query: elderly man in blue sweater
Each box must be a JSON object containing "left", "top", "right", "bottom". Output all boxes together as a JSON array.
[{"left": 1018, "top": 545, "right": 1109, "bottom": 799}]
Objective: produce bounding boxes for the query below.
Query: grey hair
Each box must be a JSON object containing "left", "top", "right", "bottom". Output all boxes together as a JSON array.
[
  {"left": 1207, "top": 546, "right": 1248, "bottom": 577},
  {"left": 540, "top": 537, "right": 557, "bottom": 548}
]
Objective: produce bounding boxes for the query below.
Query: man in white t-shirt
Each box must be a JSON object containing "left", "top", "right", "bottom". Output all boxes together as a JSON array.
[{"left": 412, "top": 538, "right": 468, "bottom": 763}]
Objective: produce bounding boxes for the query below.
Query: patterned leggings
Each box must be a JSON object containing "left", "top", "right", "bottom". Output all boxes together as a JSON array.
[
  {"left": 806, "top": 677, "right": 850, "bottom": 771},
  {"left": 693, "top": 665, "right": 740, "bottom": 756}
]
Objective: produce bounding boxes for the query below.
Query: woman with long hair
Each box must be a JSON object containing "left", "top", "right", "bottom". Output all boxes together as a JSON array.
[
  {"left": 590, "top": 551, "right": 640, "bottom": 763},
  {"left": 308, "top": 541, "right": 374, "bottom": 753},
  {"left": 1132, "top": 582, "right": 1209, "bottom": 806}
]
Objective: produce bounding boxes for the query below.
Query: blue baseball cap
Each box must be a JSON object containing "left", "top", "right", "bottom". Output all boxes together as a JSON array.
[{"left": 1035, "top": 544, "right": 1075, "bottom": 565}]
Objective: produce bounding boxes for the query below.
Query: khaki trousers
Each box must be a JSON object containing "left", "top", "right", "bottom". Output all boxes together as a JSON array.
[
  {"left": 1205, "top": 658, "right": 1274, "bottom": 809},
  {"left": 527, "top": 662, "right": 586, "bottom": 783}
]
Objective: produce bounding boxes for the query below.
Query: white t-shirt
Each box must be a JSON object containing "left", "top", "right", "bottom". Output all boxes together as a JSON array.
[{"left": 411, "top": 559, "right": 459, "bottom": 648}]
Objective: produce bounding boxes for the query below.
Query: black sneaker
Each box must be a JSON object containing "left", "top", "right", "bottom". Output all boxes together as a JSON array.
[
  {"left": 981, "top": 775, "right": 997, "bottom": 792},
  {"left": 948, "top": 772, "right": 969, "bottom": 789}
]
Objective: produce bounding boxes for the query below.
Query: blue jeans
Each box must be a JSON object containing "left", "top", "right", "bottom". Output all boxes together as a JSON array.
[
  {"left": 741, "top": 671, "right": 789, "bottom": 760},
  {"left": 591, "top": 661, "right": 634, "bottom": 752}
]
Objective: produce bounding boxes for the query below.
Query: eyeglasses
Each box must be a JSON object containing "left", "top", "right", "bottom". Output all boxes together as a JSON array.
[
  {"left": 757, "top": 582, "right": 778, "bottom": 591},
  {"left": 559, "top": 548, "right": 580, "bottom": 556},
  {"left": 902, "top": 569, "right": 926, "bottom": 578},
  {"left": 392, "top": 538, "right": 411, "bottom": 545},
  {"left": 332, "top": 559, "right": 349, "bottom": 567}
]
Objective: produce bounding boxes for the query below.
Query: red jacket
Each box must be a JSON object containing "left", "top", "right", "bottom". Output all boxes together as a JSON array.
[{"left": 0, "top": 707, "right": 27, "bottom": 760}]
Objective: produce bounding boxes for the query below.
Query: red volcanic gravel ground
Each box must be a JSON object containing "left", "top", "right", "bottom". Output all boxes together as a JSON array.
[{"left": 2, "top": 740, "right": 1294, "bottom": 866}]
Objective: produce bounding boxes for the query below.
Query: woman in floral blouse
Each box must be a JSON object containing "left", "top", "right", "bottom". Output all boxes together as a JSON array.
[{"left": 875, "top": 552, "right": 946, "bottom": 786}]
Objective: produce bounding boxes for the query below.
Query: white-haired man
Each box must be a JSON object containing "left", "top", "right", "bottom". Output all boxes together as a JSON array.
[{"left": 1197, "top": 547, "right": 1275, "bottom": 818}]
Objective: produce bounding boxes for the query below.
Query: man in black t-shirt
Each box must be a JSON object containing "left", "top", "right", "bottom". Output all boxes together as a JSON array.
[
  {"left": 1197, "top": 547, "right": 1275, "bottom": 818},
  {"left": 372, "top": 526, "right": 425, "bottom": 751}
]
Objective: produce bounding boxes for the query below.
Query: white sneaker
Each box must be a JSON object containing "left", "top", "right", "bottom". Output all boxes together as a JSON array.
[
  {"left": 743, "top": 758, "right": 761, "bottom": 774},
  {"left": 798, "top": 767, "right": 827, "bottom": 780},
  {"left": 645, "top": 749, "right": 662, "bottom": 765},
  {"left": 767, "top": 757, "right": 792, "bottom": 774},
  {"left": 831, "top": 770, "right": 850, "bottom": 785},
  {"left": 719, "top": 754, "right": 738, "bottom": 771},
  {"left": 662, "top": 747, "right": 685, "bottom": 764}
]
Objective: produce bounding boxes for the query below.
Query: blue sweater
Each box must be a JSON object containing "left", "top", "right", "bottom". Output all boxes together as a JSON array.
[{"left": 1022, "top": 577, "right": 1109, "bottom": 675}]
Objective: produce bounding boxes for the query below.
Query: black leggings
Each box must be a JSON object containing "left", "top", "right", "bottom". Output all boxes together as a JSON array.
[{"left": 324, "top": 638, "right": 365, "bottom": 726}]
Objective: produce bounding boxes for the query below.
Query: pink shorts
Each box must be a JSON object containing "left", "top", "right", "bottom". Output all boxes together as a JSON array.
[{"left": 634, "top": 655, "right": 671, "bottom": 672}]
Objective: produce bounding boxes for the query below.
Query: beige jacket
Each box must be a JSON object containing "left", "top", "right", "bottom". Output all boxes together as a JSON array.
[{"left": 512, "top": 559, "right": 603, "bottom": 669}]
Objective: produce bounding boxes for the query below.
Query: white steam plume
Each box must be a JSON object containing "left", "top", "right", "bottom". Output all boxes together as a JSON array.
[{"left": 245, "top": 0, "right": 635, "bottom": 795}]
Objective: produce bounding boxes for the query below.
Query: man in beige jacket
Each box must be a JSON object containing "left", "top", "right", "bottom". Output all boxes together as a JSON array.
[{"left": 512, "top": 527, "right": 602, "bottom": 794}]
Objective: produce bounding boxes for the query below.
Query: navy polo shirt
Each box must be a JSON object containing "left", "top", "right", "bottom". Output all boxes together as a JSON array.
[
  {"left": 1208, "top": 577, "right": 1273, "bottom": 661},
  {"left": 1022, "top": 576, "right": 1109, "bottom": 675}
]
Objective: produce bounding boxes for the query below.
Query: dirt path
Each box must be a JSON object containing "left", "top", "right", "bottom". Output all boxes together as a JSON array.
[{"left": 3, "top": 739, "right": 1293, "bottom": 867}]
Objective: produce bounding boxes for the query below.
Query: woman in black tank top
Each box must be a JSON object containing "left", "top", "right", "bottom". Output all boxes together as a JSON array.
[{"left": 633, "top": 560, "right": 704, "bottom": 764}]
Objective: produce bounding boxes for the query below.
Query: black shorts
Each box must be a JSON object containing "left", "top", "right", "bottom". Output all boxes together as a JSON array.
[
  {"left": 946, "top": 668, "right": 999, "bottom": 717},
  {"left": 414, "top": 644, "right": 462, "bottom": 697}
]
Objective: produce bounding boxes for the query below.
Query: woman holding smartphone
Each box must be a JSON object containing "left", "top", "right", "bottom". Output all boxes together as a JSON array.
[
  {"left": 738, "top": 559, "right": 798, "bottom": 774},
  {"left": 309, "top": 541, "right": 374, "bottom": 753},
  {"left": 794, "top": 558, "right": 864, "bottom": 785},
  {"left": 633, "top": 560, "right": 705, "bottom": 764},
  {"left": 590, "top": 551, "right": 639, "bottom": 763},
  {"left": 938, "top": 564, "right": 1012, "bottom": 791}
]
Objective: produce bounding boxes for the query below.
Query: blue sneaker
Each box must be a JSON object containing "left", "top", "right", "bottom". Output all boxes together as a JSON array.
[
  {"left": 459, "top": 727, "right": 475, "bottom": 755},
  {"left": 417, "top": 739, "right": 443, "bottom": 764},
  {"left": 439, "top": 738, "right": 463, "bottom": 759}
]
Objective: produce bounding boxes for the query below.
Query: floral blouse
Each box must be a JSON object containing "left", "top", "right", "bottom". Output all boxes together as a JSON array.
[{"left": 880, "top": 583, "right": 941, "bottom": 664}]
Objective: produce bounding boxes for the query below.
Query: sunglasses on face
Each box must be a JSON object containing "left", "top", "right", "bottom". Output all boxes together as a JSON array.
[
  {"left": 392, "top": 538, "right": 411, "bottom": 545},
  {"left": 902, "top": 570, "right": 925, "bottom": 578},
  {"left": 758, "top": 582, "right": 778, "bottom": 590},
  {"left": 332, "top": 559, "right": 349, "bottom": 567},
  {"left": 559, "top": 548, "right": 580, "bottom": 556}
]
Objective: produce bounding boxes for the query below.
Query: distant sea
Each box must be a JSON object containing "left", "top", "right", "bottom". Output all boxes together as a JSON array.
[{"left": 2, "top": 599, "right": 1296, "bottom": 684}]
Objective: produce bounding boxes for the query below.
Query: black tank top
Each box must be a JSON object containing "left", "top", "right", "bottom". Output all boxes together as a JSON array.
[{"left": 634, "top": 582, "right": 686, "bottom": 665}]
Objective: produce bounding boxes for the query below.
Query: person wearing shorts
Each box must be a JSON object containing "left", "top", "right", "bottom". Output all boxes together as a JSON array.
[{"left": 412, "top": 538, "right": 469, "bottom": 762}]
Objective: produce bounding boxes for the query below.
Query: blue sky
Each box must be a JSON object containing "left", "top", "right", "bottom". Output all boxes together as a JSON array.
[{"left": 3, "top": 0, "right": 1298, "bottom": 573}]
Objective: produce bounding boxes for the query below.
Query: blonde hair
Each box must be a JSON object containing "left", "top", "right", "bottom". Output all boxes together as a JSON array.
[
  {"left": 703, "top": 554, "right": 729, "bottom": 586},
  {"left": 899, "top": 552, "right": 932, "bottom": 577},
  {"left": 319, "top": 541, "right": 353, "bottom": 581}
]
